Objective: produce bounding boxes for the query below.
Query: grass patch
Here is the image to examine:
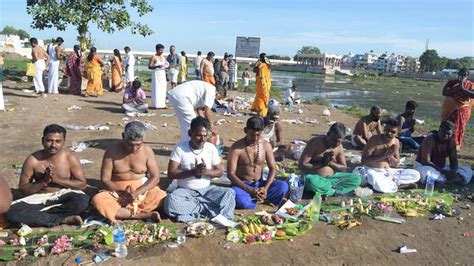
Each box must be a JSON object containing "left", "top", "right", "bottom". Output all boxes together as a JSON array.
[
  {"left": 307, "top": 96, "right": 330, "bottom": 107},
  {"left": 3, "top": 52, "right": 30, "bottom": 83}
]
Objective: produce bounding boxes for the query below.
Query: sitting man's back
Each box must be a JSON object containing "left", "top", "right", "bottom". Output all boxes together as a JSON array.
[{"left": 5, "top": 124, "right": 89, "bottom": 227}]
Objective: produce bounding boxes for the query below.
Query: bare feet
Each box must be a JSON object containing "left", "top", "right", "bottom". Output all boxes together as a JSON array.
[
  {"left": 63, "top": 215, "right": 83, "bottom": 225},
  {"left": 150, "top": 211, "right": 161, "bottom": 222}
]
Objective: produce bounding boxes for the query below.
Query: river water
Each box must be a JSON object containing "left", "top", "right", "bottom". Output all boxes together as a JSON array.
[{"left": 136, "top": 65, "right": 472, "bottom": 125}]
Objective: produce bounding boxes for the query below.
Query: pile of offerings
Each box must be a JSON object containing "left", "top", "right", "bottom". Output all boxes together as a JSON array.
[{"left": 0, "top": 222, "right": 177, "bottom": 261}]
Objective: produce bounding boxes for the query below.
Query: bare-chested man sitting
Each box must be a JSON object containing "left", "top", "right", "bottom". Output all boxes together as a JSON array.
[
  {"left": 0, "top": 175, "right": 12, "bottom": 227},
  {"left": 299, "top": 123, "right": 360, "bottom": 197},
  {"left": 357, "top": 119, "right": 420, "bottom": 193},
  {"left": 5, "top": 124, "right": 89, "bottom": 227},
  {"left": 92, "top": 121, "right": 166, "bottom": 223},
  {"left": 351, "top": 106, "right": 383, "bottom": 148},
  {"left": 415, "top": 121, "right": 472, "bottom": 184},
  {"left": 227, "top": 117, "right": 288, "bottom": 209}
]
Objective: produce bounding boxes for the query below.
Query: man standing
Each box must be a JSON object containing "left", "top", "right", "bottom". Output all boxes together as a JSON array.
[
  {"left": 227, "top": 117, "right": 289, "bottom": 209},
  {"left": 47, "top": 37, "right": 64, "bottom": 94},
  {"left": 148, "top": 44, "right": 169, "bottom": 109},
  {"left": 167, "top": 45, "right": 181, "bottom": 88},
  {"left": 30, "top": 37, "right": 48, "bottom": 96},
  {"left": 396, "top": 101, "right": 424, "bottom": 150},
  {"left": 228, "top": 54, "right": 236, "bottom": 90},
  {"left": 168, "top": 80, "right": 223, "bottom": 142},
  {"left": 165, "top": 117, "right": 235, "bottom": 222},
  {"left": 92, "top": 121, "right": 167, "bottom": 223},
  {"left": 200, "top": 52, "right": 215, "bottom": 85},
  {"left": 357, "top": 119, "right": 420, "bottom": 193},
  {"left": 219, "top": 54, "right": 229, "bottom": 95},
  {"left": 415, "top": 121, "right": 472, "bottom": 184},
  {"left": 124, "top": 46, "right": 135, "bottom": 83},
  {"left": 351, "top": 106, "right": 383, "bottom": 148},
  {"left": 194, "top": 51, "right": 203, "bottom": 80},
  {"left": 5, "top": 124, "right": 89, "bottom": 227},
  {"left": 251, "top": 53, "right": 272, "bottom": 117},
  {"left": 299, "top": 123, "right": 361, "bottom": 197}
]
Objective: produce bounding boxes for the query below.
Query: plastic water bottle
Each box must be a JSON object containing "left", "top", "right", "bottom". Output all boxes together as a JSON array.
[
  {"left": 113, "top": 223, "right": 127, "bottom": 258},
  {"left": 310, "top": 193, "right": 322, "bottom": 222},
  {"left": 424, "top": 173, "right": 435, "bottom": 196}
]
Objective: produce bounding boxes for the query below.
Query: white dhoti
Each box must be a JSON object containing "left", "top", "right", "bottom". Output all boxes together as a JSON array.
[
  {"left": 168, "top": 94, "right": 196, "bottom": 142},
  {"left": 243, "top": 77, "right": 249, "bottom": 87},
  {"left": 414, "top": 162, "right": 472, "bottom": 184},
  {"left": 354, "top": 166, "right": 420, "bottom": 193},
  {"left": 34, "top": 59, "right": 46, "bottom": 93},
  {"left": 125, "top": 66, "right": 135, "bottom": 83},
  {"left": 47, "top": 60, "right": 60, "bottom": 94},
  {"left": 169, "top": 68, "right": 179, "bottom": 83},
  {"left": 151, "top": 68, "right": 167, "bottom": 108}
]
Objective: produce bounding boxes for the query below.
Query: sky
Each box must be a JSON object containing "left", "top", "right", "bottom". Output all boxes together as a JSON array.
[{"left": 0, "top": 0, "right": 473, "bottom": 58}]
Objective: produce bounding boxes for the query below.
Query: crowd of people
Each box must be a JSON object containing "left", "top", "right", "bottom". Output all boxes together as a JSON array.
[{"left": 0, "top": 39, "right": 471, "bottom": 229}]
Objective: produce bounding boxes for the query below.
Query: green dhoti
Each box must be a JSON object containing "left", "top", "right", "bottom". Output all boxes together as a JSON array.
[{"left": 305, "top": 172, "right": 361, "bottom": 196}]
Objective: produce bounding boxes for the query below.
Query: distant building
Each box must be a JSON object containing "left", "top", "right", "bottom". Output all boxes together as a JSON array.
[
  {"left": 0, "top": 34, "right": 26, "bottom": 49},
  {"left": 359, "top": 50, "right": 379, "bottom": 70}
]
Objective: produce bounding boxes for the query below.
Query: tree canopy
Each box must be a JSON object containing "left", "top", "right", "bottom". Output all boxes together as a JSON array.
[
  {"left": 294, "top": 46, "right": 321, "bottom": 60},
  {"left": 26, "top": 0, "right": 154, "bottom": 50},
  {"left": 1, "top": 26, "right": 30, "bottom": 39}
]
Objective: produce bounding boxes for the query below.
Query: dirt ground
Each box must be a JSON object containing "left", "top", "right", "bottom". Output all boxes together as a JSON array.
[{"left": 0, "top": 76, "right": 473, "bottom": 265}]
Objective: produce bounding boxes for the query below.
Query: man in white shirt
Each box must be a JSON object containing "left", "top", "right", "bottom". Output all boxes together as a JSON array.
[
  {"left": 164, "top": 117, "right": 235, "bottom": 222},
  {"left": 168, "top": 80, "right": 224, "bottom": 142},
  {"left": 194, "top": 51, "right": 203, "bottom": 80},
  {"left": 124, "top": 46, "right": 135, "bottom": 83}
]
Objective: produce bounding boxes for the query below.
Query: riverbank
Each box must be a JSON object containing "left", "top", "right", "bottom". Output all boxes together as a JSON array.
[{"left": 1, "top": 52, "right": 473, "bottom": 265}]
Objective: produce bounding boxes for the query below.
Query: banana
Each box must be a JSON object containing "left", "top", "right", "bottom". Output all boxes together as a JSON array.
[
  {"left": 241, "top": 223, "right": 250, "bottom": 234},
  {"left": 255, "top": 224, "right": 262, "bottom": 234},
  {"left": 249, "top": 223, "right": 255, "bottom": 234}
]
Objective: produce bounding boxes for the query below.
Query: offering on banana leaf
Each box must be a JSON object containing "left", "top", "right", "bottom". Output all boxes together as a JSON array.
[
  {"left": 186, "top": 222, "right": 216, "bottom": 237},
  {"left": 227, "top": 217, "right": 312, "bottom": 244},
  {"left": 377, "top": 190, "right": 455, "bottom": 216}
]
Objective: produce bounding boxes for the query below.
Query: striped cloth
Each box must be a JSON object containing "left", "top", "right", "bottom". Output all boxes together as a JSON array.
[{"left": 164, "top": 185, "right": 236, "bottom": 222}]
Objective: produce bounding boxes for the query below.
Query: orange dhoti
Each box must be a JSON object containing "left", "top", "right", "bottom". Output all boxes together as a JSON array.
[
  {"left": 202, "top": 74, "right": 216, "bottom": 85},
  {"left": 92, "top": 179, "right": 166, "bottom": 223}
]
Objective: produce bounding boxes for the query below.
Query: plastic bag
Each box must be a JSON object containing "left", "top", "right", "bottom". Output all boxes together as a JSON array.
[
  {"left": 287, "top": 173, "right": 305, "bottom": 202},
  {"left": 26, "top": 63, "right": 35, "bottom": 77}
]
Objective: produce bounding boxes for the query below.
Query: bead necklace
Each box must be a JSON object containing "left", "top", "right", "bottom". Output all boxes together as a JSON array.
[{"left": 244, "top": 140, "right": 260, "bottom": 173}]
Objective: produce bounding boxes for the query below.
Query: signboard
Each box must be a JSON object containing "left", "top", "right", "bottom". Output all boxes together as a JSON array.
[{"left": 235, "top": 37, "right": 260, "bottom": 58}]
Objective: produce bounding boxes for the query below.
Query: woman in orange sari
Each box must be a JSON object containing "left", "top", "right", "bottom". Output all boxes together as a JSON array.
[
  {"left": 111, "top": 49, "right": 123, "bottom": 92},
  {"left": 251, "top": 53, "right": 272, "bottom": 117},
  {"left": 85, "top": 47, "right": 104, "bottom": 97},
  {"left": 441, "top": 68, "right": 473, "bottom": 150}
]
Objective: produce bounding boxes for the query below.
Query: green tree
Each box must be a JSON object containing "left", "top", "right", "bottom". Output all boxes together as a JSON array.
[
  {"left": 26, "top": 0, "right": 154, "bottom": 50},
  {"left": 294, "top": 46, "right": 321, "bottom": 60},
  {"left": 16, "top": 29, "right": 30, "bottom": 39},
  {"left": 419, "top": 49, "right": 443, "bottom": 72},
  {"left": 1, "top": 26, "right": 18, "bottom": 35}
]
